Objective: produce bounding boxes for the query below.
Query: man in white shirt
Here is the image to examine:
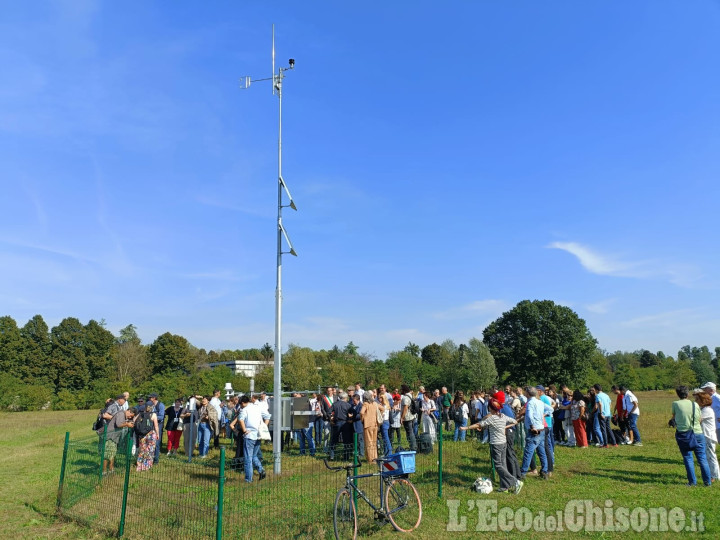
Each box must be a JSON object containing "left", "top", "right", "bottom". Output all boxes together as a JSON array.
[
  {"left": 354, "top": 383, "right": 365, "bottom": 403},
  {"left": 621, "top": 386, "right": 642, "bottom": 446},
  {"left": 121, "top": 392, "right": 130, "bottom": 411},
  {"left": 210, "top": 389, "right": 223, "bottom": 449},
  {"left": 256, "top": 392, "right": 270, "bottom": 414},
  {"left": 702, "top": 382, "right": 720, "bottom": 442},
  {"left": 237, "top": 395, "right": 271, "bottom": 482}
]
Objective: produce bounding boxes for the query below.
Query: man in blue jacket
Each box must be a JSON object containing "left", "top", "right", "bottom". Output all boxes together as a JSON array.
[
  {"left": 350, "top": 393, "right": 365, "bottom": 457},
  {"left": 148, "top": 393, "right": 165, "bottom": 464}
]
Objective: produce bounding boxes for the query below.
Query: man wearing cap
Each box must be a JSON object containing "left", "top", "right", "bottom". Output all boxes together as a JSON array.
[
  {"left": 702, "top": 382, "right": 720, "bottom": 443},
  {"left": 520, "top": 387, "right": 554, "bottom": 480},
  {"left": 148, "top": 393, "right": 165, "bottom": 463}
]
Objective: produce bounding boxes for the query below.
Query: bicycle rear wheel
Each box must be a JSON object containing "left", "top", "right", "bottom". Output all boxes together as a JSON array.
[
  {"left": 333, "top": 487, "right": 357, "bottom": 540},
  {"left": 384, "top": 477, "right": 422, "bottom": 532}
]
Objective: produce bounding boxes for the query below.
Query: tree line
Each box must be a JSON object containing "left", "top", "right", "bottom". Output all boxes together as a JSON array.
[{"left": 0, "top": 300, "right": 717, "bottom": 411}]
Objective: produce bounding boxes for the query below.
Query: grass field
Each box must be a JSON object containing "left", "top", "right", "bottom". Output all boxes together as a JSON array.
[{"left": 2, "top": 391, "right": 716, "bottom": 539}]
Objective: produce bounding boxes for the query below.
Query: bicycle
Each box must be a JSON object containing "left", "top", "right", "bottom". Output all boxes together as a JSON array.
[{"left": 324, "top": 453, "right": 422, "bottom": 540}]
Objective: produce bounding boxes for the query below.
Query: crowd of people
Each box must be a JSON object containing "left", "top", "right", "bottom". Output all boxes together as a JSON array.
[
  {"left": 95, "top": 389, "right": 272, "bottom": 483},
  {"left": 95, "top": 378, "right": 720, "bottom": 491}
]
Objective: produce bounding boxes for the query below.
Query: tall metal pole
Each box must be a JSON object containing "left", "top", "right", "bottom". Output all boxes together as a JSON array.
[
  {"left": 242, "top": 26, "right": 296, "bottom": 476},
  {"left": 272, "top": 64, "right": 284, "bottom": 475}
]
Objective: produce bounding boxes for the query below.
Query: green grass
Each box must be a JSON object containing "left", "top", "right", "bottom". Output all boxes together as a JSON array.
[{"left": 2, "top": 391, "right": 717, "bottom": 538}]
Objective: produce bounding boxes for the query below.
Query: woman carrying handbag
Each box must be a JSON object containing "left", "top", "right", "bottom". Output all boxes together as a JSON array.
[{"left": 671, "top": 386, "right": 712, "bottom": 487}]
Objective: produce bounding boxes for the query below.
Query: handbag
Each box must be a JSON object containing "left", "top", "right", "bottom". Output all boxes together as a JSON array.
[
  {"left": 675, "top": 402, "right": 698, "bottom": 451},
  {"left": 376, "top": 404, "right": 384, "bottom": 425},
  {"left": 258, "top": 422, "right": 271, "bottom": 441}
]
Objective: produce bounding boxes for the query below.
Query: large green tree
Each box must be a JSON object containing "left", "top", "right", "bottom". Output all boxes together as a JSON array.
[
  {"left": 83, "top": 319, "right": 115, "bottom": 381},
  {"left": 385, "top": 350, "right": 422, "bottom": 389},
  {"left": 113, "top": 324, "right": 148, "bottom": 384},
  {"left": 281, "top": 344, "right": 322, "bottom": 390},
  {"left": 49, "top": 317, "right": 89, "bottom": 391},
  {"left": 0, "top": 316, "right": 23, "bottom": 379},
  {"left": 147, "top": 332, "right": 195, "bottom": 375},
  {"left": 421, "top": 343, "right": 447, "bottom": 366},
  {"left": 638, "top": 349, "right": 660, "bottom": 368},
  {"left": 482, "top": 299, "right": 597, "bottom": 386},
  {"left": 19, "top": 315, "right": 51, "bottom": 386},
  {"left": 461, "top": 338, "right": 498, "bottom": 391},
  {"left": 676, "top": 345, "right": 715, "bottom": 385}
]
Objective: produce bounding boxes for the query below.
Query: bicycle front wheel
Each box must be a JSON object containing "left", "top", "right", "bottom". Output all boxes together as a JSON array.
[
  {"left": 333, "top": 487, "right": 357, "bottom": 540},
  {"left": 384, "top": 477, "right": 422, "bottom": 532}
]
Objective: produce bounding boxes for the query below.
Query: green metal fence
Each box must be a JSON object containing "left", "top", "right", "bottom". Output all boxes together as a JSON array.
[{"left": 57, "top": 418, "right": 528, "bottom": 538}]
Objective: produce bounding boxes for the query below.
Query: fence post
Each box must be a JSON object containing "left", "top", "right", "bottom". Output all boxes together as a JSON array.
[
  {"left": 353, "top": 433, "right": 359, "bottom": 509},
  {"left": 98, "top": 423, "right": 108, "bottom": 482},
  {"left": 216, "top": 447, "right": 226, "bottom": 540},
  {"left": 437, "top": 420, "right": 443, "bottom": 499},
  {"left": 189, "top": 416, "right": 195, "bottom": 463},
  {"left": 118, "top": 431, "right": 133, "bottom": 537},
  {"left": 56, "top": 432, "right": 70, "bottom": 511}
]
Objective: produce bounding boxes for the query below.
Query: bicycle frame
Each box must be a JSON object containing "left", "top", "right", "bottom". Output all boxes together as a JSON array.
[
  {"left": 326, "top": 459, "right": 409, "bottom": 519},
  {"left": 328, "top": 457, "right": 422, "bottom": 539},
  {"left": 344, "top": 468, "right": 388, "bottom": 517}
]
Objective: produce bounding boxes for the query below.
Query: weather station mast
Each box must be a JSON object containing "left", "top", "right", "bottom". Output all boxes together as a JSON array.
[{"left": 240, "top": 25, "right": 297, "bottom": 475}]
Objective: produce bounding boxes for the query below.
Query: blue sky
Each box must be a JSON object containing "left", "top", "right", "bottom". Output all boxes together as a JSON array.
[{"left": 1, "top": 1, "right": 719, "bottom": 359}]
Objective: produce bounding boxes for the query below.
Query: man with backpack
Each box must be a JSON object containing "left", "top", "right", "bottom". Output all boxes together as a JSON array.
[
  {"left": 102, "top": 394, "right": 125, "bottom": 423},
  {"left": 400, "top": 384, "right": 417, "bottom": 451},
  {"left": 97, "top": 407, "right": 135, "bottom": 476}
]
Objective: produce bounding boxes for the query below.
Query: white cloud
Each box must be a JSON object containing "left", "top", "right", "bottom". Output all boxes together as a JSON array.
[
  {"left": 585, "top": 298, "right": 617, "bottom": 315},
  {"left": 547, "top": 241, "right": 705, "bottom": 288},
  {"left": 434, "top": 299, "right": 508, "bottom": 320},
  {"left": 621, "top": 309, "right": 698, "bottom": 329},
  {"left": 547, "top": 241, "right": 645, "bottom": 277}
]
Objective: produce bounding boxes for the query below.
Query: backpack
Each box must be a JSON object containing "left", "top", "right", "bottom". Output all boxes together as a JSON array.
[
  {"left": 92, "top": 407, "right": 107, "bottom": 431},
  {"left": 409, "top": 395, "right": 420, "bottom": 416},
  {"left": 135, "top": 409, "right": 154, "bottom": 438},
  {"left": 417, "top": 432, "right": 433, "bottom": 454},
  {"left": 452, "top": 405, "right": 464, "bottom": 424}
]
